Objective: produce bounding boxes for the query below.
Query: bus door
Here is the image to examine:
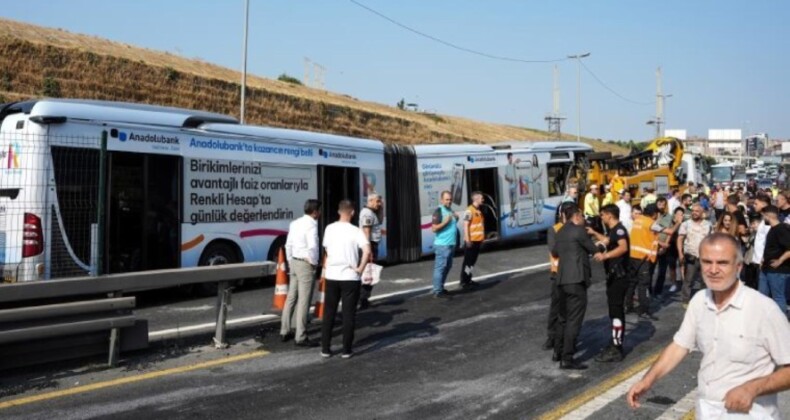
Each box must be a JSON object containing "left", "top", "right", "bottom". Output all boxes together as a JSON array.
[
  {"left": 106, "top": 152, "right": 181, "bottom": 274},
  {"left": 318, "top": 165, "right": 360, "bottom": 231},
  {"left": 466, "top": 167, "right": 500, "bottom": 241}
]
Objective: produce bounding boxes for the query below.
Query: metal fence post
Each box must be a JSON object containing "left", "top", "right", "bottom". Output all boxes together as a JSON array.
[
  {"left": 213, "top": 281, "right": 231, "bottom": 349},
  {"left": 107, "top": 290, "right": 121, "bottom": 367},
  {"left": 96, "top": 131, "right": 108, "bottom": 276}
]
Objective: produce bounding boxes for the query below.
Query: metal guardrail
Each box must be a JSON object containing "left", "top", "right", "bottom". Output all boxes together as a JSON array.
[{"left": 0, "top": 262, "right": 275, "bottom": 368}]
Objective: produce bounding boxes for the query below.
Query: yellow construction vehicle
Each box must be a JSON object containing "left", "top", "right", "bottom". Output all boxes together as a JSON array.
[{"left": 586, "top": 137, "right": 685, "bottom": 205}]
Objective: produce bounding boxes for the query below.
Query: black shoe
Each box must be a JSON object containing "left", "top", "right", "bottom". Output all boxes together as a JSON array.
[
  {"left": 280, "top": 332, "right": 294, "bottom": 343},
  {"left": 638, "top": 312, "right": 659, "bottom": 321},
  {"left": 359, "top": 299, "right": 370, "bottom": 310},
  {"left": 542, "top": 338, "right": 554, "bottom": 351},
  {"left": 442, "top": 288, "right": 450, "bottom": 294},
  {"left": 433, "top": 291, "right": 450, "bottom": 299},
  {"left": 295, "top": 338, "right": 318, "bottom": 348},
  {"left": 551, "top": 353, "right": 561, "bottom": 362},
  {"left": 594, "top": 346, "right": 624, "bottom": 363},
  {"left": 461, "top": 281, "right": 479, "bottom": 290},
  {"left": 559, "top": 360, "right": 588, "bottom": 370},
  {"left": 625, "top": 306, "right": 636, "bottom": 314}
]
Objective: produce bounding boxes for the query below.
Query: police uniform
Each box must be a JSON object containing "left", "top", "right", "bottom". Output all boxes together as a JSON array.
[
  {"left": 358, "top": 206, "right": 381, "bottom": 306},
  {"left": 460, "top": 204, "right": 485, "bottom": 287},
  {"left": 599, "top": 222, "right": 630, "bottom": 361}
]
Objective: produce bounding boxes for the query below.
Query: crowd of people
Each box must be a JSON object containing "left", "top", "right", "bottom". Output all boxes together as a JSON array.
[{"left": 548, "top": 175, "right": 790, "bottom": 416}]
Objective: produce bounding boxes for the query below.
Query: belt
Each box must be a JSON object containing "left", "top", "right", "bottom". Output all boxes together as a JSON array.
[{"left": 293, "top": 257, "right": 315, "bottom": 266}]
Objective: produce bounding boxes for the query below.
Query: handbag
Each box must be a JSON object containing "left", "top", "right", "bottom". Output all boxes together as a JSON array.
[{"left": 361, "top": 263, "right": 383, "bottom": 285}]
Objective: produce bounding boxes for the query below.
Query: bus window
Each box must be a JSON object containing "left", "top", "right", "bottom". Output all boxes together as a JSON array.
[{"left": 547, "top": 163, "right": 568, "bottom": 197}]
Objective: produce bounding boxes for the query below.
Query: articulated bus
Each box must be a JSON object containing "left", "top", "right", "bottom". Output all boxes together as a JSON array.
[{"left": 0, "top": 99, "right": 591, "bottom": 284}]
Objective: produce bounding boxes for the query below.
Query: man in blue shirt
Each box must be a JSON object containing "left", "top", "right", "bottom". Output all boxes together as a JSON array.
[{"left": 432, "top": 190, "right": 459, "bottom": 298}]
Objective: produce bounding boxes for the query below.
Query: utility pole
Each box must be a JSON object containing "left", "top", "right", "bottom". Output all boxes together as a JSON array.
[
  {"left": 544, "top": 65, "right": 565, "bottom": 140},
  {"left": 647, "top": 67, "right": 672, "bottom": 138},
  {"left": 567, "top": 53, "right": 591, "bottom": 143},
  {"left": 240, "top": 0, "right": 249, "bottom": 124},
  {"left": 304, "top": 57, "right": 312, "bottom": 87}
]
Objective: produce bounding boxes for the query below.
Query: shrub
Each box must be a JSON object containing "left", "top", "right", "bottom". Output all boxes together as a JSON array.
[
  {"left": 164, "top": 66, "right": 179, "bottom": 82},
  {"left": 277, "top": 73, "right": 302, "bottom": 85},
  {"left": 42, "top": 76, "right": 62, "bottom": 97}
]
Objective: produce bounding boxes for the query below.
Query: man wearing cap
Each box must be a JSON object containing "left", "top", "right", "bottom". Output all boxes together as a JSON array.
[{"left": 640, "top": 186, "right": 657, "bottom": 210}]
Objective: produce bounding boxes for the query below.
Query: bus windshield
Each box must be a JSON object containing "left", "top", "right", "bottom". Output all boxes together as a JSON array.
[{"left": 711, "top": 166, "right": 733, "bottom": 183}]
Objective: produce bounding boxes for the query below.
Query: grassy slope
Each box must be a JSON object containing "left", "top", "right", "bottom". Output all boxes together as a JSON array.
[{"left": 0, "top": 18, "right": 626, "bottom": 154}]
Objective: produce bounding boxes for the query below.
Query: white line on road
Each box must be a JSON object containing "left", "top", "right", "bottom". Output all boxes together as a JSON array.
[
  {"left": 561, "top": 367, "right": 649, "bottom": 419},
  {"left": 148, "top": 262, "right": 551, "bottom": 342},
  {"left": 656, "top": 388, "right": 697, "bottom": 420}
]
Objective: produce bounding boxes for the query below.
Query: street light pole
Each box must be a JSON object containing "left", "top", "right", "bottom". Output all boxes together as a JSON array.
[
  {"left": 567, "top": 53, "right": 591, "bottom": 143},
  {"left": 240, "top": 0, "right": 250, "bottom": 124}
]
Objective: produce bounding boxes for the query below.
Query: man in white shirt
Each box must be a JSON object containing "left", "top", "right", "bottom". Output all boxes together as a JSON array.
[
  {"left": 320, "top": 199, "right": 371, "bottom": 359},
  {"left": 667, "top": 188, "right": 681, "bottom": 216},
  {"left": 358, "top": 193, "right": 383, "bottom": 309},
  {"left": 677, "top": 203, "right": 713, "bottom": 305},
  {"left": 616, "top": 190, "right": 633, "bottom": 233},
  {"left": 280, "top": 199, "right": 321, "bottom": 346},
  {"left": 627, "top": 233, "right": 790, "bottom": 418},
  {"left": 745, "top": 195, "right": 772, "bottom": 290}
]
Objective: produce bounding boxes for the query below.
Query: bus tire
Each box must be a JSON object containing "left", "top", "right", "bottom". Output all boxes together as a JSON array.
[{"left": 196, "top": 241, "right": 240, "bottom": 296}]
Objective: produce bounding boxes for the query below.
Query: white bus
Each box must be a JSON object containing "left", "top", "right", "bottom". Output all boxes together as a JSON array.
[{"left": 0, "top": 99, "right": 591, "bottom": 284}]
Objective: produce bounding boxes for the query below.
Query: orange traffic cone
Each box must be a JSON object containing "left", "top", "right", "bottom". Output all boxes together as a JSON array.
[
  {"left": 272, "top": 247, "right": 288, "bottom": 310},
  {"left": 314, "top": 256, "right": 326, "bottom": 319}
]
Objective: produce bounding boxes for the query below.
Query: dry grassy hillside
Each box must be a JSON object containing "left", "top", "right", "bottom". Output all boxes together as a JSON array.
[{"left": 0, "top": 18, "right": 625, "bottom": 154}]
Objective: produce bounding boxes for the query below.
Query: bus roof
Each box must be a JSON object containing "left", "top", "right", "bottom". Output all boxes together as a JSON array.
[
  {"left": 15, "top": 99, "right": 238, "bottom": 128},
  {"left": 413, "top": 144, "right": 495, "bottom": 155},
  {"left": 489, "top": 140, "right": 593, "bottom": 152},
  {"left": 199, "top": 123, "right": 385, "bottom": 151}
]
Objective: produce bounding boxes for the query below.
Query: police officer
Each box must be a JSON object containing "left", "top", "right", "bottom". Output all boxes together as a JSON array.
[
  {"left": 460, "top": 191, "right": 484, "bottom": 289},
  {"left": 588, "top": 204, "right": 630, "bottom": 362}
]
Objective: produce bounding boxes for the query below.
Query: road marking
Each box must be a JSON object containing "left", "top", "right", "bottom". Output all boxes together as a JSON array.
[
  {"left": 537, "top": 347, "right": 663, "bottom": 420},
  {"left": 148, "top": 262, "right": 551, "bottom": 341},
  {"left": 657, "top": 388, "right": 697, "bottom": 419},
  {"left": 0, "top": 350, "right": 270, "bottom": 410},
  {"left": 561, "top": 366, "right": 649, "bottom": 419}
]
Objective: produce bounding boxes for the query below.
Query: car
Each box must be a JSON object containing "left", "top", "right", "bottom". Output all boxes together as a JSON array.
[{"left": 758, "top": 178, "right": 773, "bottom": 190}]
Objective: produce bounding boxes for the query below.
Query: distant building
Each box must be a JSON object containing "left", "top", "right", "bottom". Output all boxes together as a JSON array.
[{"left": 707, "top": 129, "right": 743, "bottom": 156}]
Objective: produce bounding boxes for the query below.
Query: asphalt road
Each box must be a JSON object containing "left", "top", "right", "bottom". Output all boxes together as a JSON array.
[{"left": 1, "top": 242, "right": 788, "bottom": 419}]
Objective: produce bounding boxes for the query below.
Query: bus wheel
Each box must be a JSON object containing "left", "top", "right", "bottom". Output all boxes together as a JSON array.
[{"left": 196, "top": 242, "right": 238, "bottom": 296}]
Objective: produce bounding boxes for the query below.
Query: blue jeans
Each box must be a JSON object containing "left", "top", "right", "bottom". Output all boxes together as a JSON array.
[
  {"left": 759, "top": 271, "right": 788, "bottom": 315},
  {"left": 433, "top": 245, "right": 454, "bottom": 294}
]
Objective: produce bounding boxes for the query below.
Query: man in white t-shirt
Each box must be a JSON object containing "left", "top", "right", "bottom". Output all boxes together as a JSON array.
[
  {"left": 358, "top": 193, "right": 383, "bottom": 309},
  {"left": 628, "top": 233, "right": 790, "bottom": 418},
  {"left": 677, "top": 203, "right": 712, "bottom": 305},
  {"left": 320, "top": 199, "right": 371, "bottom": 359}
]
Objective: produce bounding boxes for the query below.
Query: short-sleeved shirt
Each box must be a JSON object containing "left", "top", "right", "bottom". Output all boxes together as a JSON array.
[
  {"left": 673, "top": 283, "right": 790, "bottom": 417},
  {"left": 359, "top": 207, "right": 382, "bottom": 243},
  {"left": 678, "top": 219, "right": 712, "bottom": 258},
  {"left": 605, "top": 222, "right": 630, "bottom": 276},
  {"left": 432, "top": 206, "right": 457, "bottom": 247},
  {"left": 323, "top": 221, "right": 369, "bottom": 281},
  {"left": 762, "top": 223, "right": 790, "bottom": 273}
]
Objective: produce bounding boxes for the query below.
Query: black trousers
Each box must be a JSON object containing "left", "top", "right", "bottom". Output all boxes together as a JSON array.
[
  {"left": 321, "top": 280, "right": 361, "bottom": 354},
  {"left": 460, "top": 241, "right": 482, "bottom": 284},
  {"left": 606, "top": 274, "right": 628, "bottom": 347},
  {"left": 742, "top": 263, "right": 760, "bottom": 290},
  {"left": 625, "top": 258, "right": 653, "bottom": 315},
  {"left": 360, "top": 241, "right": 379, "bottom": 302},
  {"left": 554, "top": 282, "right": 588, "bottom": 362},
  {"left": 546, "top": 274, "right": 560, "bottom": 342}
]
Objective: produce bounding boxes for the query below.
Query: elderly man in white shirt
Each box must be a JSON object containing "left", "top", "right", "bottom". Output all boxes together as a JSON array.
[
  {"left": 280, "top": 199, "right": 322, "bottom": 346},
  {"left": 627, "top": 233, "right": 790, "bottom": 418}
]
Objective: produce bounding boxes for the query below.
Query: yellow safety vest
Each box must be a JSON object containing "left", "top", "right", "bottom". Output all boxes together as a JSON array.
[
  {"left": 550, "top": 222, "right": 563, "bottom": 274},
  {"left": 467, "top": 205, "right": 485, "bottom": 242},
  {"left": 629, "top": 215, "right": 658, "bottom": 263}
]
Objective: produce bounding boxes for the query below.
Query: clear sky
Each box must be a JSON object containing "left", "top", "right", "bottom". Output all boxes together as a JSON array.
[{"left": 2, "top": 1, "right": 787, "bottom": 141}]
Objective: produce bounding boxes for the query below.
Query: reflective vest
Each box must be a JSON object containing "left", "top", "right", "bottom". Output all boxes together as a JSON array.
[
  {"left": 467, "top": 205, "right": 485, "bottom": 242},
  {"left": 550, "top": 222, "right": 563, "bottom": 273},
  {"left": 629, "top": 215, "right": 658, "bottom": 263}
]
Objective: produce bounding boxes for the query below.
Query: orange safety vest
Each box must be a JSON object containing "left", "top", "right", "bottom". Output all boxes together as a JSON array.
[
  {"left": 629, "top": 214, "right": 658, "bottom": 263},
  {"left": 550, "top": 222, "right": 563, "bottom": 274},
  {"left": 467, "top": 205, "right": 485, "bottom": 242}
]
